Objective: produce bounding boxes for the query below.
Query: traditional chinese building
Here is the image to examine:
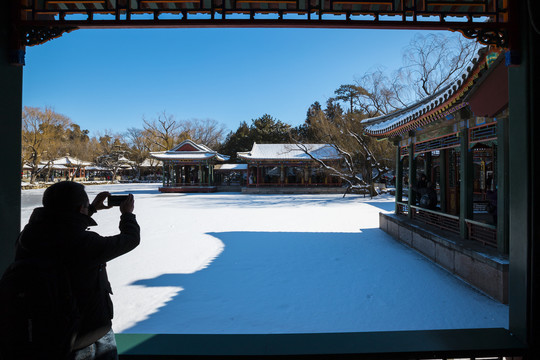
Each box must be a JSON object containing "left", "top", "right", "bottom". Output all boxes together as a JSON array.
[
  {"left": 40, "top": 155, "right": 92, "bottom": 180},
  {"left": 362, "top": 48, "right": 509, "bottom": 303},
  {"left": 237, "top": 143, "right": 342, "bottom": 192},
  {"left": 150, "top": 139, "right": 229, "bottom": 193}
]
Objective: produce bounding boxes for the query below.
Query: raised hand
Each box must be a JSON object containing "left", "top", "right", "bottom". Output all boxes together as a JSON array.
[
  {"left": 92, "top": 191, "right": 113, "bottom": 211},
  {"left": 120, "top": 194, "right": 134, "bottom": 214}
]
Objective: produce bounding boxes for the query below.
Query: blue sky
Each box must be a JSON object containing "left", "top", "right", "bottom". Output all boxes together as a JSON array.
[{"left": 22, "top": 28, "right": 446, "bottom": 136}]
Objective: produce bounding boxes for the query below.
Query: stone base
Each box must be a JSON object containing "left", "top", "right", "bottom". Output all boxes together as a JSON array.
[
  {"left": 380, "top": 213, "right": 509, "bottom": 304},
  {"left": 242, "top": 186, "right": 344, "bottom": 194},
  {"left": 159, "top": 186, "right": 217, "bottom": 193}
]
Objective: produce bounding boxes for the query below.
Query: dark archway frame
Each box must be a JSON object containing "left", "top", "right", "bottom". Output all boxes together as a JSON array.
[
  {"left": 1, "top": 0, "right": 538, "bottom": 358},
  {"left": 11, "top": 0, "right": 510, "bottom": 54}
]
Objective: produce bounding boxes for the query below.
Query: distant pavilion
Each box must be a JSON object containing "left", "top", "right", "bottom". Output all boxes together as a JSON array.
[
  {"left": 150, "top": 139, "right": 229, "bottom": 193},
  {"left": 40, "top": 155, "right": 92, "bottom": 180},
  {"left": 237, "top": 143, "right": 342, "bottom": 192}
]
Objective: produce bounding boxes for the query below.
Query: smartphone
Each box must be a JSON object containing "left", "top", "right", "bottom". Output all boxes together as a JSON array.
[{"left": 108, "top": 194, "right": 129, "bottom": 206}]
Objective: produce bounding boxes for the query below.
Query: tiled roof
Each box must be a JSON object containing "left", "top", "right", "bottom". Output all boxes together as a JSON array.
[
  {"left": 150, "top": 139, "right": 230, "bottom": 162},
  {"left": 362, "top": 48, "right": 490, "bottom": 138},
  {"left": 237, "top": 143, "right": 341, "bottom": 161},
  {"left": 41, "top": 156, "right": 92, "bottom": 167},
  {"left": 150, "top": 152, "right": 220, "bottom": 160},
  {"left": 214, "top": 164, "right": 248, "bottom": 170}
]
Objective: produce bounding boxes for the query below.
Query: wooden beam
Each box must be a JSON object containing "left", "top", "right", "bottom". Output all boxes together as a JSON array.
[
  {"left": 236, "top": 0, "right": 296, "bottom": 3},
  {"left": 46, "top": 0, "right": 105, "bottom": 3},
  {"left": 140, "top": 0, "right": 197, "bottom": 3}
]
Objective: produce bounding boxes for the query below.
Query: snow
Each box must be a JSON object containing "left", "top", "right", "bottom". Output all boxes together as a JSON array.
[
  {"left": 20, "top": 183, "right": 508, "bottom": 334},
  {"left": 238, "top": 144, "right": 341, "bottom": 161}
]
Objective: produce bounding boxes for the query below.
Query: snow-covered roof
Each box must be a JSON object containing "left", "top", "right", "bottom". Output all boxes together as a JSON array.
[
  {"left": 237, "top": 143, "right": 341, "bottom": 162},
  {"left": 140, "top": 158, "right": 162, "bottom": 167},
  {"left": 86, "top": 165, "right": 111, "bottom": 171},
  {"left": 362, "top": 48, "right": 490, "bottom": 138},
  {"left": 39, "top": 163, "right": 69, "bottom": 170},
  {"left": 214, "top": 164, "right": 248, "bottom": 171},
  {"left": 41, "top": 156, "right": 92, "bottom": 167},
  {"left": 151, "top": 152, "right": 222, "bottom": 161},
  {"left": 118, "top": 155, "right": 135, "bottom": 165},
  {"left": 150, "top": 139, "right": 229, "bottom": 162}
]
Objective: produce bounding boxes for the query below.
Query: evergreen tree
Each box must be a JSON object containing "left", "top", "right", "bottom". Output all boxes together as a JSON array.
[
  {"left": 334, "top": 84, "right": 368, "bottom": 113},
  {"left": 324, "top": 98, "right": 344, "bottom": 123},
  {"left": 219, "top": 121, "right": 252, "bottom": 159},
  {"left": 249, "top": 114, "right": 290, "bottom": 144}
]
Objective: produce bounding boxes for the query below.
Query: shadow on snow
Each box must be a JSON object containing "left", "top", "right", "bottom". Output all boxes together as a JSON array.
[{"left": 123, "top": 230, "right": 507, "bottom": 334}]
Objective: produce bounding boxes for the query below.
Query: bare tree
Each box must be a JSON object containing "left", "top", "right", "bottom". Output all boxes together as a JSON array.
[
  {"left": 351, "top": 33, "right": 479, "bottom": 118},
  {"left": 355, "top": 70, "right": 402, "bottom": 117},
  {"left": 142, "top": 111, "right": 184, "bottom": 151},
  {"left": 125, "top": 127, "right": 150, "bottom": 179},
  {"left": 22, "top": 106, "right": 72, "bottom": 183},
  {"left": 94, "top": 131, "right": 130, "bottom": 181},
  {"left": 181, "top": 118, "right": 227, "bottom": 149},
  {"left": 293, "top": 111, "right": 394, "bottom": 197},
  {"left": 398, "top": 32, "right": 479, "bottom": 99}
]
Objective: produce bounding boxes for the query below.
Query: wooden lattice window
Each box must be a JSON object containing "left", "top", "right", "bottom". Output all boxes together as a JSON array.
[
  {"left": 470, "top": 123, "right": 497, "bottom": 144},
  {"left": 414, "top": 133, "right": 460, "bottom": 155}
]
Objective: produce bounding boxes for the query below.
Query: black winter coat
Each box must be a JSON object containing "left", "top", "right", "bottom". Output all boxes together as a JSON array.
[{"left": 15, "top": 207, "right": 140, "bottom": 349}]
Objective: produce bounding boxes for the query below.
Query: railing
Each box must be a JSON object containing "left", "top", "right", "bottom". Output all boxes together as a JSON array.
[
  {"left": 163, "top": 182, "right": 212, "bottom": 187},
  {"left": 395, "top": 202, "right": 497, "bottom": 246},
  {"left": 465, "top": 219, "right": 497, "bottom": 247},
  {"left": 410, "top": 204, "right": 460, "bottom": 235},
  {"left": 396, "top": 201, "right": 409, "bottom": 215}
]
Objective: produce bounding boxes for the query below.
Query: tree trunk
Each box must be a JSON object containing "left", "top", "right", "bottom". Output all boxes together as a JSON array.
[{"left": 70, "top": 165, "right": 81, "bottom": 182}]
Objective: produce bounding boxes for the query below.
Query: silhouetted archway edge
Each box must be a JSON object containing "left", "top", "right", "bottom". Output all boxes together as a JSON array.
[{"left": 2, "top": 0, "right": 538, "bottom": 358}]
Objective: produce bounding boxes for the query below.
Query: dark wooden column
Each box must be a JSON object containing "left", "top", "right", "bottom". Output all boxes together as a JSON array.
[
  {"left": 439, "top": 149, "right": 448, "bottom": 213},
  {"left": 497, "top": 117, "right": 509, "bottom": 254},
  {"left": 424, "top": 152, "right": 432, "bottom": 182},
  {"left": 507, "top": 1, "right": 540, "bottom": 354},
  {"left": 459, "top": 128, "right": 473, "bottom": 238},
  {"left": 0, "top": 9, "right": 23, "bottom": 273},
  {"left": 394, "top": 144, "right": 403, "bottom": 214},
  {"left": 407, "top": 142, "right": 416, "bottom": 219},
  {"left": 162, "top": 162, "right": 166, "bottom": 187}
]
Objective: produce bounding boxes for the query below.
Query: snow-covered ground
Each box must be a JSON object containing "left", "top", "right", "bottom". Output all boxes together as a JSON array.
[{"left": 21, "top": 183, "right": 508, "bottom": 334}]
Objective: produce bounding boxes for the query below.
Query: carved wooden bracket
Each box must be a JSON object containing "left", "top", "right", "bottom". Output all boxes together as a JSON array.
[
  {"left": 23, "top": 26, "right": 78, "bottom": 46},
  {"left": 457, "top": 28, "right": 507, "bottom": 49}
]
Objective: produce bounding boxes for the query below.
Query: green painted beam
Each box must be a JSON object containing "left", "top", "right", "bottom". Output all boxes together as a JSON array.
[
  {"left": 116, "top": 329, "right": 525, "bottom": 359},
  {"left": 0, "top": 10, "right": 23, "bottom": 274}
]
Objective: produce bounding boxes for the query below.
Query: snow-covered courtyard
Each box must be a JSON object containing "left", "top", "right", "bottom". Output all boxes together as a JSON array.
[{"left": 21, "top": 183, "right": 508, "bottom": 334}]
